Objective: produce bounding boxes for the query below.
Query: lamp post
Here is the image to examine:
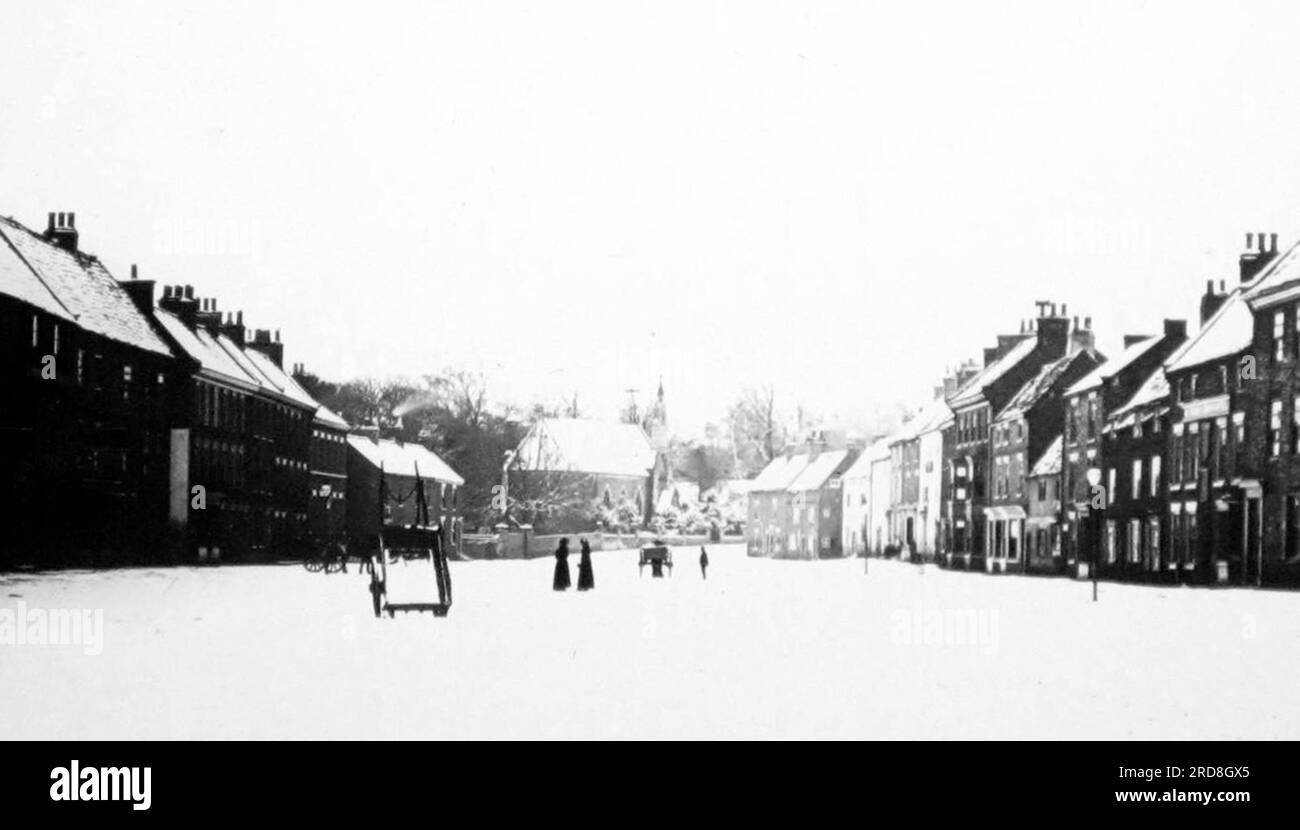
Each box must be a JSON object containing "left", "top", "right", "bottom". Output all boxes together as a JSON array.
[{"left": 1085, "top": 466, "right": 1102, "bottom": 602}]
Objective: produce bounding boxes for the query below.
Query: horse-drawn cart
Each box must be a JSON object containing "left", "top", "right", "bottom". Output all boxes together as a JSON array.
[{"left": 639, "top": 544, "right": 673, "bottom": 578}]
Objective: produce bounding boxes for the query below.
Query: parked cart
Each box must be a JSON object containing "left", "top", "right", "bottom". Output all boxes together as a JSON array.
[{"left": 366, "top": 462, "right": 453, "bottom": 618}]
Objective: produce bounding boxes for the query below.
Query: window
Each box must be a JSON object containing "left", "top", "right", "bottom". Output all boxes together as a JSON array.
[
  {"left": 1132, "top": 459, "right": 1142, "bottom": 500},
  {"left": 1276, "top": 310, "right": 1287, "bottom": 361},
  {"left": 1189, "top": 374, "right": 1199, "bottom": 398},
  {"left": 52, "top": 324, "right": 59, "bottom": 356},
  {"left": 75, "top": 349, "right": 84, "bottom": 385},
  {"left": 1272, "top": 400, "right": 1283, "bottom": 456},
  {"left": 122, "top": 365, "right": 133, "bottom": 401},
  {"left": 1107, "top": 467, "right": 1116, "bottom": 505},
  {"left": 1150, "top": 455, "right": 1161, "bottom": 497},
  {"left": 1037, "top": 479, "right": 1047, "bottom": 501},
  {"left": 31, "top": 315, "right": 38, "bottom": 348}
]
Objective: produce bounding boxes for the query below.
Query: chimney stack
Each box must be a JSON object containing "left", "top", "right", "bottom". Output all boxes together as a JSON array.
[
  {"left": 246, "top": 326, "right": 285, "bottom": 368},
  {"left": 1241, "top": 230, "right": 1280, "bottom": 282},
  {"left": 117, "top": 265, "right": 156, "bottom": 316},
  {"left": 43, "top": 211, "right": 79, "bottom": 253}
]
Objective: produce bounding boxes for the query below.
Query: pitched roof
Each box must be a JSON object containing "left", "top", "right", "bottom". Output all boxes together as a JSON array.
[
  {"left": 997, "top": 351, "right": 1097, "bottom": 422},
  {"left": 1029, "top": 435, "right": 1063, "bottom": 478},
  {"left": 1164, "top": 289, "right": 1254, "bottom": 373},
  {"left": 243, "top": 348, "right": 349, "bottom": 428},
  {"left": 1109, "top": 366, "right": 1171, "bottom": 422},
  {"left": 787, "top": 449, "right": 851, "bottom": 492},
  {"left": 1065, "top": 336, "right": 1156, "bottom": 395},
  {"left": 842, "top": 447, "right": 877, "bottom": 480},
  {"left": 347, "top": 435, "right": 464, "bottom": 486},
  {"left": 749, "top": 452, "right": 812, "bottom": 492},
  {"left": 1244, "top": 234, "right": 1300, "bottom": 307},
  {"left": 948, "top": 336, "right": 1039, "bottom": 410},
  {"left": 0, "top": 215, "right": 171, "bottom": 356},
  {"left": 891, "top": 396, "right": 952, "bottom": 443},
  {"left": 1168, "top": 238, "right": 1300, "bottom": 373},
  {"left": 514, "top": 418, "right": 658, "bottom": 477},
  {"left": 155, "top": 310, "right": 259, "bottom": 386}
]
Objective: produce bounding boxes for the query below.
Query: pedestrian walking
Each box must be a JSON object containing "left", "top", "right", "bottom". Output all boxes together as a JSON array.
[
  {"left": 577, "top": 538, "right": 595, "bottom": 591},
  {"left": 552, "top": 537, "right": 572, "bottom": 591},
  {"left": 699, "top": 546, "right": 709, "bottom": 579}
]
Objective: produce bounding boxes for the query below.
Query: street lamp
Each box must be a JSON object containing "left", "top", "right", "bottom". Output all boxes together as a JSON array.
[{"left": 1085, "top": 466, "right": 1102, "bottom": 602}]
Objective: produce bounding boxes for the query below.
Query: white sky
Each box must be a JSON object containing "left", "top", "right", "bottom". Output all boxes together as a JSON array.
[{"left": 5, "top": 0, "right": 1300, "bottom": 437}]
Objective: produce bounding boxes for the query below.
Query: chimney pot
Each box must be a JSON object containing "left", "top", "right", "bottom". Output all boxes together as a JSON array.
[
  {"left": 1061, "top": 303, "right": 1067, "bottom": 316},
  {"left": 274, "top": 329, "right": 280, "bottom": 343},
  {"left": 46, "top": 212, "right": 55, "bottom": 231},
  {"left": 1271, "top": 233, "right": 1279, "bottom": 253},
  {"left": 1084, "top": 316, "right": 1091, "bottom": 329},
  {"left": 1219, "top": 279, "right": 1225, "bottom": 292},
  {"left": 185, "top": 285, "right": 194, "bottom": 300},
  {"left": 1073, "top": 315, "right": 1079, "bottom": 329},
  {"left": 1259, "top": 231, "right": 1267, "bottom": 252},
  {"left": 1247, "top": 232, "right": 1254, "bottom": 249},
  {"left": 131, "top": 264, "right": 138, "bottom": 280},
  {"left": 68, "top": 212, "right": 74, "bottom": 228},
  {"left": 237, "top": 310, "right": 243, "bottom": 325}
]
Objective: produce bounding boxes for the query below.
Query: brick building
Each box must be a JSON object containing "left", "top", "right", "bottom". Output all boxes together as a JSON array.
[
  {"left": 345, "top": 433, "right": 464, "bottom": 546},
  {"left": 888, "top": 395, "right": 950, "bottom": 559},
  {"left": 986, "top": 346, "right": 1101, "bottom": 573},
  {"left": 943, "top": 308, "right": 1085, "bottom": 569},
  {"left": 1240, "top": 232, "right": 1300, "bottom": 584},
  {"left": 1060, "top": 318, "right": 1188, "bottom": 574},
  {"left": 1154, "top": 234, "right": 1288, "bottom": 584},
  {"left": 1094, "top": 367, "right": 1174, "bottom": 580},
  {"left": 143, "top": 286, "right": 316, "bottom": 561},
  {"left": 1024, "top": 436, "right": 1064, "bottom": 571},
  {"left": 0, "top": 212, "right": 176, "bottom": 565},
  {"left": 747, "top": 434, "right": 856, "bottom": 559}
]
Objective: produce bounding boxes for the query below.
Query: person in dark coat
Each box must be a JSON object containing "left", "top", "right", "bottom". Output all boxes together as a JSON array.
[
  {"left": 699, "top": 546, "right": 709, "bottom": 579},
  {"left": 552, "top": 537, "right": 572, "bottom": 591},
  {"left": 577, "top": 538, "right": 595, "bottom": 591}
]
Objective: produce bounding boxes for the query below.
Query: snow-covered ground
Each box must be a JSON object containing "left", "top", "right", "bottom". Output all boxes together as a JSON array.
[{"left": 2, "top": 544, "right": 1298, "bottom": 739}]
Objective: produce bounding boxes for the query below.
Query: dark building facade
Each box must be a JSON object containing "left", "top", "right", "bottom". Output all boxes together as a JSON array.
[
  {"left": 943, "top": 307, "right": 1085, "bottom": 570},
  {"left": 1060, "top": 318, "right": 1188, "bottom": 575},
  {"left": 0, "top": 212, "right": 176, "bottom": 565},
  {"left": 986, "top": 346, "right": 1101, "bottom": 573},
  {"left": 1094, "top": 369, "right": 1174, "bottom": 581}
]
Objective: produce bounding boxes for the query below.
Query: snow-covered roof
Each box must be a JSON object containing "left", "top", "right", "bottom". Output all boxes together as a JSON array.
[
  {"left": 749, "top": 453, "right": 812, "bottom": 492},
  {"left": 997, "top": 351, "right": 1098, "bottom": 422},
  {"left": 347, "top": 434, "right": 464, "bottom": 486},
  {"left": 1109, "top": 366, "right": 1171, "bottom": 422},
  {"left": 1064, "top": 336, "right": 1156, "bottom": 396},
  {"left": 0, "top": 215, "right": 172, "bottom": 356},
  {"left": 787, "top": 449, "right": 850, "bottom": 492},
  {"left": 891, "top": 396, "right": 952, "bottom": 444},
  {"left": 841, "top": 447, "right": 876, "bottom": 480},
  {"left": 243, "top": 348, "right": 349, "bottom": 429},
  {"left": 1029, "top": 435, "right": 1063, "bottom": 478},
  {"left": 948, "top": 336, "right": 1038, "bottom": 410},
  {"left": 1168, "top": 239, "right": 1300, "bottom": 372},
  {"left": 1164, "top": 290, "right": 1254, "bottom": 373},
  {"left": 514, "top": 418, "right": 657, "bottom": 477},
  {"left": 155, "top": 310, "right": 259, "bottom": 386}
]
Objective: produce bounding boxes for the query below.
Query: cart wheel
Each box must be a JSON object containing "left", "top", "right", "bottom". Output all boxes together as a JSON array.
[{"left": 304, "top": 558, "right": 323, "bottom": 573}]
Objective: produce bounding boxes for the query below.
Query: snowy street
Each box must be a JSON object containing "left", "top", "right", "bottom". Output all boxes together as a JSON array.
[{"left": 2, "top": 544, "right": 1297, "bottom": 739}]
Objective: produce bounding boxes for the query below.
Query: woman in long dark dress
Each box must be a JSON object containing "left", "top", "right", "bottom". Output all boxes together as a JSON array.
[
  {"left": 699, "top": 546, "right": 709, "bottom": 579},
  {"left": 577, "top": 538, "right": 595, "bottom": 591},
  {"left": 552, "top": 537, "right": 572, "bottom": 591}
]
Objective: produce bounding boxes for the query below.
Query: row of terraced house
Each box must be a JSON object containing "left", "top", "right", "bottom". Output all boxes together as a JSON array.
[
  {"left": 751, "top": 231, "right": 1300, "bottom": 586},
  {"left": 1, "top": 209, "right": 463, "bottom": 567}
]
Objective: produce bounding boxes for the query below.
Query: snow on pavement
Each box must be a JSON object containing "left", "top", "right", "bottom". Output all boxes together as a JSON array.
[{"left": 1, "top": 544, "right": 1297, "bottom": 739}]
